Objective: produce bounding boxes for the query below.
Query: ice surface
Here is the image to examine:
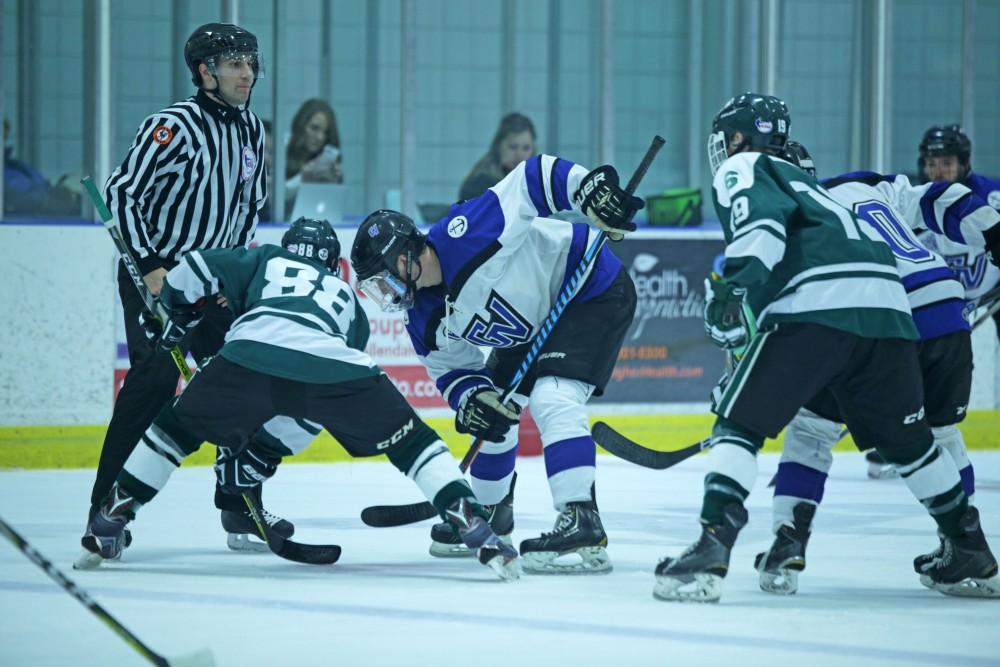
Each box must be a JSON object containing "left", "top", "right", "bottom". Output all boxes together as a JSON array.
[{"left": 1, "top": 452, "right": 998, "bottom": 666}]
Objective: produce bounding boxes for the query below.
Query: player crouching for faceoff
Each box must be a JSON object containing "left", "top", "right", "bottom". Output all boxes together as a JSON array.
[
  {"left": 77, "top": 218, "right": 519, "bottom": 580},
  {"left": 350, "top": 154, "right": 641, "bottom": 574},
  {"left": 653, "top": 92, "right": 998, "bottom": 603}
]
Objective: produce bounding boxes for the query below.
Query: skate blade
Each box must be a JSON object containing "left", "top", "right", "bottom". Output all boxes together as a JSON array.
[
  {"left": 921, "top": 573, "right": 1000, "bottom": 598},
  {"left": 483, "top": 553, "right": 521, "bottom": 581},
  {"left": 227, "top": 532, "right": 270, "bottom": 553},
  {"left": 653, "top": 572, "right": 723, "bottom": 603},
  {"left": 522, "top": 546, "right": 612, "bottom": 575},
  {"left": 759, "top": 568, "right": 799, "bottom": 595},
  {"left": 430, "top": 534, "right": 512, "bottom": 559},
  {"left": 73, "top": 548, "right": 105, "bottom": 570},
  {"left": 867, "top": 464, "right": 899, "bottom": 480}
]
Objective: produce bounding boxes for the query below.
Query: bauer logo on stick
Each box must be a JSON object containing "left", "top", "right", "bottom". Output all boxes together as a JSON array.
[{"left": 152, "top": 125, "right": 173, "bottom": 145}]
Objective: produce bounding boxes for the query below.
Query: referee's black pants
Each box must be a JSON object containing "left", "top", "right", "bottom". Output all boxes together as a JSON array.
[{"left": 88, "top": 263, "right": 233, "bottom": 517}]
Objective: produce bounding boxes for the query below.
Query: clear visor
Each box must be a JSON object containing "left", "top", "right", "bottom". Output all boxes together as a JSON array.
[
  {"left": 358, "top": 270, "right": 413, "bottom": 312},
  {"left": 707, "top": 130, "right": 728, "bottom": 176},
  {"left": 207, "top": 51, "right": 265, "bottom": 79}
]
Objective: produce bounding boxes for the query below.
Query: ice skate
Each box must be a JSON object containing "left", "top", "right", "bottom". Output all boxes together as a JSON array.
[
  {"left": 74, "top": 485, "right": 139, "bottom": 570},
  {"left": 430, "top": 473, "right": 515, "bottom": 558},
  {"left": 754, "top": 502, "right": 815, "bottom": 595},
  {"left": 913, "top": 532, "right": 944, "bottom": 574},
  {"left": 653, "top": 503, "right": 748, "bottom": 603},
  {"left": 519, "top": 499, "right": 611, "bottom": 575},
  {"left": 445, "top": 497, "right": 520, "bottom": 580},
  {"left": 919, "top": 507, "right": 1000, "bottom": 598},
  {"left": 218, "top": 487, "right": 295, "bottom": 553},
  {"left": 865, "top": 450, "right": 898, "bottom": 479}
]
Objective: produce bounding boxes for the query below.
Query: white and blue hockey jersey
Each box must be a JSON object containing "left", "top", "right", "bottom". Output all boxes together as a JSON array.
[
  {"left": 405, "top": 154, "right": 622, "bottom": 410},
  {"left": 821, "top": 171, "right": 1000, "bottom": 339}
]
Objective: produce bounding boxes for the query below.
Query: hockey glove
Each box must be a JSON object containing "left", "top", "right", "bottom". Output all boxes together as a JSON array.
[
  {"left": 703, "top": 274, "right": 749, "bottom": 350},
  {"left": 456, "top": 388, "right": 521, "bottom": 443},
  {"left": 573, "top": 166, "right": 644, "bottom": 241},
  {"left": 155, "top": 300, "right": 205, "bottom": 353},
  {"left": 138, "top": 309, "right": 162, "bottom": 346},
  {"left": 985, "top": 224, "right": 1000, "bottom": 268},
  {"left": 215, "top": 444, "right": 280, "bottom": 495}
]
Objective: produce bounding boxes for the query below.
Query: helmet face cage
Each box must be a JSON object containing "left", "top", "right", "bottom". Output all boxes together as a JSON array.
[
  {"left": 281, "top": 218, "right": 340, "bottom": 274},
  {"left": 351, "top": 210, "right": 424, "bottom": 312},
  {"left": 918, "top": 125, "right": 971, "bottom": 182},
  {"left": 708, "top": 93, "right": 790, "bottom": 176}
]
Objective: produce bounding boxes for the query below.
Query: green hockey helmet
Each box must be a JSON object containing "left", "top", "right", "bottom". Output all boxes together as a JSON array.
[{"left": 708, "top": 93, "right": 791, "bottom": 175}]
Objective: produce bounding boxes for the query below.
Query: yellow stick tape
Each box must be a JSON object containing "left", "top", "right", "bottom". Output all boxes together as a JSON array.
[{"left": 1, "top": 411, "right": 998, "bottom": 469}]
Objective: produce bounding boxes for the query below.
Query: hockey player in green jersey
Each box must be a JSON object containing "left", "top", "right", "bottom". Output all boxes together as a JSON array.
[
  {"left": 77, "top": 218, "right": 519, "bottom": 580},
  {"left": 653, "top": 93, "right": 997, "bottom": 602}
]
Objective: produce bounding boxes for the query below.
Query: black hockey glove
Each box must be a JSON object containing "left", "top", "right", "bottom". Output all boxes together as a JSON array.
[
  {"left": 985, "top": 223, "right": 1000, "bottom": 268},
  {"left": 572, "top": 166, "right": 644, "bottom": 241},
  {"left": 155, "top": 300, "right": 205, "bottom": 353},
  {"left": 456, "top": 388, "right": 521, "bottom": 443},
  {"left": 138, "top": 309, "right": 162, "bottom": 346},
  {"left": 703, "top": 274, "right": 749, "bottom": 350},
  {"left": 214, "top": 444, "right": 280, "bottom": 495}
]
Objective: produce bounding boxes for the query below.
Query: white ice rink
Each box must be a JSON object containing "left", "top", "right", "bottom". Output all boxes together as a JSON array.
[{"left": 1, "top": 452, "right": 998, "bottom": 667}]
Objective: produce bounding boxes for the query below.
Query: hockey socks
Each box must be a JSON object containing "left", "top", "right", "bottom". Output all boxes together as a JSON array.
[{"left": 886, "top": 443, "right": 968, "bottom": 538}]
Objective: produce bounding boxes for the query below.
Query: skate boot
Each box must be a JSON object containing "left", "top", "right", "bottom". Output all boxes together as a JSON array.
[
  {"left": 519, "top": 498, "right": 611, "bottom": 575},
  {"left": 865, "top": 450, "right": 898, "bottom": 479},
  {"left": 919, "top": 506, "right": 1000, "bottom": 598},
  {"left": 217, "top": 486, "right": 295, "bottom": 552},
  {"left": 430, "top": 473, "right": 515, "bottom": 558},
  {"left": 75, "top": 485, "right": 139, "bottom": 570},
  {"left": 444, "top": 497, "right": 519, "bottom": 581},
  {"left": 754, "top": 502, "right": 815, "bottom": 595},
  {"left": 653, "top": 502, "right": 748, "bottom": 603},
  {"left": 913, "top": 532, "right": 944, "bottom": 574}
]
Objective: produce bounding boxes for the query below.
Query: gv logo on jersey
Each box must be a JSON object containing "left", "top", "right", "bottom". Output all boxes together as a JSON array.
[{"left": 463, "top": 291, "right": 531, "bottom": 348}]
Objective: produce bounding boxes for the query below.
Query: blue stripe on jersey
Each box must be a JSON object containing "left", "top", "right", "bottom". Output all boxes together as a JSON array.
[
  {"left": 918, "top": 182, "right": 968, "bottom": 242},
  {"left": 543, "top": 435, "right": 596, "bottom": 476},
  {"left": 942, "top": 191, "right": 978, "bottom": 244},
  {"left": 429, "top": 195, "right": 506, "bottom": 293},
  {"left": 405, "top": 287, "right": 447, "bottom": 357},
  {"left": 470, "top": 445, "right": 519, "bottom": 481},
  {"left": 912, "top": 299, "right": 971, "bottom": 339},
  {"left": 559, "top": 223, "right": 623, "bottom": 303},
  {"left": 524, "top": 156, "right": 553, "bottom": 218},
  {"left": 901, "top": 265, "right": 962, "bottom": 292},
  {"left": 551, "top": 158, "right": 575, "bottom": 211},
  {"left": 966, "top": 172, "right": 1000, "bottom": 201}
]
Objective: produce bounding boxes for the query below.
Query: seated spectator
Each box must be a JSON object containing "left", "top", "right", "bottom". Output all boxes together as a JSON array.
[
  {"left": 458, "top": 112, "right": 536, "bottom": 201},
  {"left": 3, "top": 118, "right": 81, "bottom": 217},
  {"left": 286, "top": 98, "right": 342, "bottom": 189}
]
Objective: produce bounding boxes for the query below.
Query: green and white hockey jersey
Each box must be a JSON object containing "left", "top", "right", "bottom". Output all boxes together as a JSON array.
[
  {"left": 160, "top": 245, "right": 378, "bottom": 384},
  {"left": 712, "top": 152, "right": 918, "bottom": 340}
]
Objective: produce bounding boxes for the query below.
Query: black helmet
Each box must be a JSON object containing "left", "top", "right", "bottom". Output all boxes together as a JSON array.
[
  {"left": 351, "top": 210, "right": 426, "bottom": 311},
  {"left": 281, "top": 218, "right": 341, "bottom": 274},
  {"left": 779, "top": 140, "right": 816, "bottom": 178},
  {"left": 708, "top": 92, "right": 790, "bottom": 175},
  {"left": 918, "top": 124, "right": 971, "bottom": 182},
  {"left": 184, "top": 23, "right": 261, "bottom": 88}
]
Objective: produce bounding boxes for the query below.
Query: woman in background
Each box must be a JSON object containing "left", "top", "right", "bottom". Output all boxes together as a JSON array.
[
  {"left": 286, "top": 98, "right": 343, "bottom": 187},
  {"left": 458, "top": 112, "right": 536, "bottom": 201}
]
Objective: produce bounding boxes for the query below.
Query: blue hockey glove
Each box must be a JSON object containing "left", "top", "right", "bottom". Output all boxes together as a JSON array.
[
  {"left": 704, "top": 274, "right": 749, "bottom": 350},
  {"left": 573, "top": 166, "right": 644, "bottom": 241}
]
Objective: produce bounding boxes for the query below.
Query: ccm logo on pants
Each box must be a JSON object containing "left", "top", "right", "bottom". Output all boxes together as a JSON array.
[{"left": 377, "top": 419, "right": 415, "bottom": 450}]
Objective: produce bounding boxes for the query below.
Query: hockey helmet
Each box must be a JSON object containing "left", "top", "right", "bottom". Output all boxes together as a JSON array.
[
  {"left": 184, "top": 23, "right": 263, "bottom": 88},
  {"left": 779, "top": 140, "right": 816, "bottom": 178},
  {"left": 918, "top": 124, "right": 971, "bottom": 183},
  {"left": 351, "top": 210, "right": 426, "bottom": 312},
  {"left": 708, "top": 93, "right": 790, "bottom": 175},
  {"left": 281, "top": 217, "right": 341, "bottom": 274}
]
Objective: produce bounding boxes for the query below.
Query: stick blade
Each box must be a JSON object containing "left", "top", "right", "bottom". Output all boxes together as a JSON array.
[
  {"left": 360, "top": 501, "right": 438, "bottom": 528},
  {"left": 167, "top": 648, "right": 216, "bottom": 667},
  {"left": 592, "top": 421, "right": 705, "bottom": 470}
]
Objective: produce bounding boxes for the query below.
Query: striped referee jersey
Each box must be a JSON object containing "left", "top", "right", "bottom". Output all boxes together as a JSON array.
[{"left": 105, "top": 89, "right": 267, "bottom": 275}]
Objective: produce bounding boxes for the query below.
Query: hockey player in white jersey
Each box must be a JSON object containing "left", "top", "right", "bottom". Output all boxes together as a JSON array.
[
  {"left": 77, "top": 218, "right": 519, "bottom": 580},
  {"left": 758, "top": 141, "right": 1000, "bottom": 597},
  {"left": 350, "top": 154, "right": 642, "bottom": 574}
]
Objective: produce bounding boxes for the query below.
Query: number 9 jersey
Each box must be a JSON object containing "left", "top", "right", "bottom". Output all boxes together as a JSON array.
[{"left": 711, "top": 151, "right": 916, "bottom": 340}]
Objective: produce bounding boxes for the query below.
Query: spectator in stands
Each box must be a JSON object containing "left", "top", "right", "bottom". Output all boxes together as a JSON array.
[
  {"left": 3, "top": 118, "right": 81, "bottom": 217},
  {"left": 286, "top": 98, "right": 342, "bottom": 187},
  {"left": 458, "top": 112, "right": 536, "bottom": 201}
]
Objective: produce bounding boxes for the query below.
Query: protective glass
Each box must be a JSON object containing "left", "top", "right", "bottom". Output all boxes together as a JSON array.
[
  {"left": 707, "top": 131, "right": 728, "bottom": 176},
  {"left": 208, "top": 50, "right": 265, "bottom": 79},
  {"left": 357, "top": 270, "right": 413, "bottom": 312}
]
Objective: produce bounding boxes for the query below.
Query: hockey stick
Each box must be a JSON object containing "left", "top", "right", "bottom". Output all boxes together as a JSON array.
[
  {"left": 971, "top": 286, "right": 1000, "bottom": 330},
  {"left": 82, "top": 179, "right": 340, "bottom": 566},
  {"left": 0, "top": 516, "right": 214, "bottom": 667},
  {"left": 592, "top": 421, "right": 709, "bottom": 469},
  {"left": 361, "top": 136, "right": 667, "bottom": 528}
]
